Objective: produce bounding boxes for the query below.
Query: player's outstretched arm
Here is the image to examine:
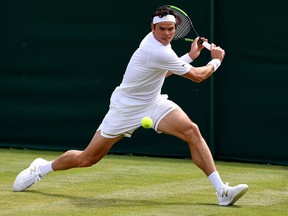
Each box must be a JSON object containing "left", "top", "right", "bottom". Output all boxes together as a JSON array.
[
  {"left": 182, "top": 65, "right": 215, "bottom": 83},
  {"left": 183, "top": 44, "right": 225, "bottom": 83}
]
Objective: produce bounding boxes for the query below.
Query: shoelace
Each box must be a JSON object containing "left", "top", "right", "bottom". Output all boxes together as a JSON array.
[{"left": 223, "top": 182, "right": 229, "bottom": 187}]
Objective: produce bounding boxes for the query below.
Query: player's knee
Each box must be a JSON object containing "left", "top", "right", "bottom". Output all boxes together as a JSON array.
[{"left": 182, "top": 122, "right": 202, "bottom": 143}]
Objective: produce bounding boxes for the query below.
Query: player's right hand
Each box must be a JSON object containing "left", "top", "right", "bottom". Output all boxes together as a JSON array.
[{"left": 210, "top": 43, "right": 225, "bottom": 62}]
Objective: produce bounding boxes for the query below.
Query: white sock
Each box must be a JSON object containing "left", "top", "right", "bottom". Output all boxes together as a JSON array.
[
  {"left": 39, "top": 161, "right": 54, "bottom": 176},
  {"left": 208, "top": 171, "right": 225, "bottom": 192}
]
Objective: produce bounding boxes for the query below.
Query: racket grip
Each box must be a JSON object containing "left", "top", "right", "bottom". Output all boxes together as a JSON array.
[{"left": 202, "top": 41, "right": 211, "bottom": 50}]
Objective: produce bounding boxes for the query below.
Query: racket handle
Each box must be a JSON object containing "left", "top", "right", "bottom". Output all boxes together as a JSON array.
[
  {"left": 202, "top": 41, "right": 211, "bottom": 50},
  {"left": 184, "top": 38, "right": 211, "bottom": 50}
]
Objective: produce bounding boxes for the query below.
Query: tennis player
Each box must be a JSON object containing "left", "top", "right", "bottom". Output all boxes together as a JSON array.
[{"left": 13, "top": 6, "right": 248, "bottom": 206}]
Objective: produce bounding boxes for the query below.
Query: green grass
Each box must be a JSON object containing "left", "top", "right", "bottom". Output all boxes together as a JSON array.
[{"left": 0, "top": 148, "right": 287, "bottom": 216}]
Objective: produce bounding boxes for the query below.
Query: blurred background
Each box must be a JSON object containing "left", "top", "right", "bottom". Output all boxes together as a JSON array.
[{"left": 0, "top": 0, "right": 287, "bottom": 165}]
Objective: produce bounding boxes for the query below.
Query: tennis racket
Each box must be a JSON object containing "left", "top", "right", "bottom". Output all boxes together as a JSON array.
[{"left": 165, "top": 5, "right": 211, "bottom": 50}]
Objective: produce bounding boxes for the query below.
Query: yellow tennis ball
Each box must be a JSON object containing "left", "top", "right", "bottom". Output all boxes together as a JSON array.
[{"left": 141, "top": 116, "right": 153, "bottom": 129}]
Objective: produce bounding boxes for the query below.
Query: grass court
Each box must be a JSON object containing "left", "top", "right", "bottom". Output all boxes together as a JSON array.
[{"left": 0, "top": 148, "right": 287, "bottom": 216}]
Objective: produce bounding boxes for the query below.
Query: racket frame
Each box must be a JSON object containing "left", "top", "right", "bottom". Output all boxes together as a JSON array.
[{"left": 166, "top": 5, "right": 211, "bottom": 50}]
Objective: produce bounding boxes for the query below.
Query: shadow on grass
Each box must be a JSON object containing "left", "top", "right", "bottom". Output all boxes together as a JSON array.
[
  {"left": 26, "top": 190, "right": 242, "bottom": 209},
  {"left": 196, "top": 202, "right": 241, "bottom": 208}
]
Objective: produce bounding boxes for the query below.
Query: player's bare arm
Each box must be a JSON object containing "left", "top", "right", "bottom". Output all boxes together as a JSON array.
[
  {"left": 183, "top": 43, "right": 225, "bottom": 83},
  {"left": 182, "top": 65, "right": 215, "bottom": 83}
]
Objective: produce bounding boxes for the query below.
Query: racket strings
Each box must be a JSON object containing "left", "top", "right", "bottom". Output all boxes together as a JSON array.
[{"left": 174, "top": 12, "right": 192, "bottom": 40}]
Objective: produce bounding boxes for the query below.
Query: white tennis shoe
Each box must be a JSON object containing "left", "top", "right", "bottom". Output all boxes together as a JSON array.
[
  {"left": 217, "top": 183, "right": 249, "bottom": 206},
  {"left": 13, "top": 158, "right": 47, "bottom": 192}
]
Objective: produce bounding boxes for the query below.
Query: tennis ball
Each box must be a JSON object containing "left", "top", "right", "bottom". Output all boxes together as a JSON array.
[{"left": 141, "top": 116, "right": 153, "bottom": 129}]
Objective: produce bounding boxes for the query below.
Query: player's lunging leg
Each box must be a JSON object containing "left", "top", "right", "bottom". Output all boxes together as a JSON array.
[
  {"left": 157, "top": 108, "right": 248, "bottom": 206},
  {"left": 13, "top": 131, "right": 123, "bottom": 192}
]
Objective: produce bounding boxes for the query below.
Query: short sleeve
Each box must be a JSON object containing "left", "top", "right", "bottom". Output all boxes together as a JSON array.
[{"left": 150, "top": 47, "right": 192, "bottom": 76}]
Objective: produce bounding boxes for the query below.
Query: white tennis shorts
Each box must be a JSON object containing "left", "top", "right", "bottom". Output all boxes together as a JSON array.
[{"left": 97, "top": 94, "right": 178, "bottom": 138}]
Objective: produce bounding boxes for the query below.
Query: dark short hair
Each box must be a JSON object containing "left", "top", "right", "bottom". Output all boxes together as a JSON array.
[{"left": 151, "top": 6, "right": 176, "bottom": 22}]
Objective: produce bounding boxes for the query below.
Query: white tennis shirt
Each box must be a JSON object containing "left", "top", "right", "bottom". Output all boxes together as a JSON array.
[{"left": 110, "top": 32, "right": 192, "bottom": 109}]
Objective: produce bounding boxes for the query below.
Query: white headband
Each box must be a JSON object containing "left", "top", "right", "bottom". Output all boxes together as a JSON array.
[{"left": 152, "top": 15, "right": 176, "bottom": 24}]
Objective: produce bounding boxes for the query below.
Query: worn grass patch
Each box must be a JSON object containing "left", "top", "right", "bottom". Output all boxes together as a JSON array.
[{"left": 0, "top": 148, "right": 287, "bottom": 216}]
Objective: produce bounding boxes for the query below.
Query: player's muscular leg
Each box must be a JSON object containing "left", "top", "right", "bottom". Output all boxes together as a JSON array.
[
  {"left": 52, "top": 131, "right": 123, "bottom": 171},
  {"left": 157, "top": 108, "right": 216, "bottom": 176}
]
